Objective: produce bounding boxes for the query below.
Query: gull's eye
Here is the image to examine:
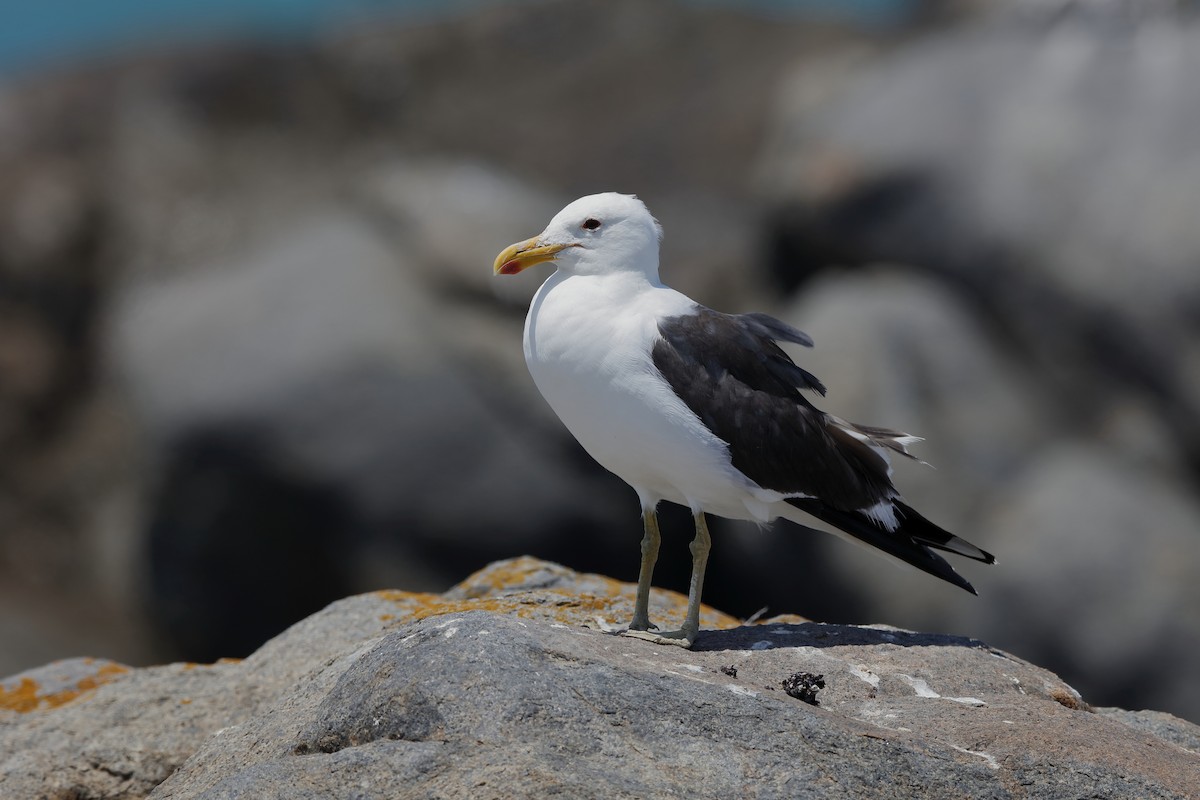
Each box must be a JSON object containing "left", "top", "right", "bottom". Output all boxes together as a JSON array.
[{"left": 582, "top": 218, "right": 602, "bottom": 231}]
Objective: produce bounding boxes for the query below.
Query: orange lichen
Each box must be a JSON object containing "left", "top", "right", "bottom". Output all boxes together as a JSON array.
[
  {"left": 0, "top": 678, "right": 40, "bottom": 713},
  {"left": 374, "top": 574, "right": 740, "bottom": 631},
  {"left": 0, "top": 662, "right": 129, "bottom": 714},
  {"left": 182, "top": 658, "right": 243, "bottom": 670},
  {"left": 452, "top": 556, "right": 570, "bottom": 597},
  {"left": 375, "top": 589, "right": 441, "bottom": 605},
  {"left": 1049, "top": 687, "right": 1092, "bottom": 712},
  {"left": 182, "top": 662, "right": 206, "bottom": 670},
  {"left": 369, "top": 558, "right": 745, "bottom": 633}
]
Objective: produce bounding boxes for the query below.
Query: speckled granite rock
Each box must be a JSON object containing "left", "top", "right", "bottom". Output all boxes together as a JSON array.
[{"left": 2, "top": 557, "right": 1197, "bottom": 799}]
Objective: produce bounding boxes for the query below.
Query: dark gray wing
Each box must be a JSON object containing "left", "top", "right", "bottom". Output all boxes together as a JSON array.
[
  {"left": 651, "top": 307, "right": 891, "bottom": 510},
  {"left": 652, "top": 306, "right": 995, "bottom": 594},
  {"left": 785, "top": 498, "right": 993, "bottom": 594}
]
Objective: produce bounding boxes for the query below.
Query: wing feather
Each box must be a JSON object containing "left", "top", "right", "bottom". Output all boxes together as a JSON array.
[
  {"left": 651, "top": 306, "right": 994, "bottom": 594},
  {"left": 652, "top": 307, "right": 889, "bottom": 508}
]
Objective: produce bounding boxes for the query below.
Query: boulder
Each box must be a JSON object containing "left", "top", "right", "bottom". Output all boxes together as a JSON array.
[
  {"left": 753, "top": 5, "right": 1200, "bottom": 723},
  {"left": 756, "top": 3, "right": 1200, "bottom": 468},
  {"left": 2, "top": 557, "right": 1197, "bottom": 799},
  {"left": 774, "top": 269, "right": 1200, "bottom": 723},
  {"left": 970, "top": 443, "right": 1200, "bottom": 719},
  {"left": 355, "top": 158, "right": 566, "bottom": 307},
  {"left": 109, "top": 209, "right": 635, "bottom": 659}
]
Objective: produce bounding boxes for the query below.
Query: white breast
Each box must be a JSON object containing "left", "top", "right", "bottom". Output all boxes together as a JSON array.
[{"left": 523, "top": 271, "right": 765, "bottom": 519}]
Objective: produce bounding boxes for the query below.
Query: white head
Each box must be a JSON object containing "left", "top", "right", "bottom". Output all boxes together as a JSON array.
[{"left": 494, "top": 193, "right": 663, "bottom": 280}]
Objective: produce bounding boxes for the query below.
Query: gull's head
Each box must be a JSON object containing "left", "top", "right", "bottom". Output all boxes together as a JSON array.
[{"left": 493, "top": 193, "right": 662, "bottom": 279}]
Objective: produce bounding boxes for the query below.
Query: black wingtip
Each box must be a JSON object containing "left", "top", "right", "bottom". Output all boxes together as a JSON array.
[
  {"left": 943, "top": 568, "right": 979, "bottom": 596},
  {"left": 787, "top": 498, "right": 987, "bottom": 595},
  {"left": 893, "top": 500, "right": 994, "bottom": 565}
]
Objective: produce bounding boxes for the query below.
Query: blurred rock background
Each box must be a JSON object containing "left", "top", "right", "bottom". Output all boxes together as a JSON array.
[{"left": 2, "top": 0, "right": 1199, "bottom": 723}]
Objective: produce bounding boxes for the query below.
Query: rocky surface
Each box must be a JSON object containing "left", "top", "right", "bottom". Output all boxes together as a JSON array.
[{"left": 2, "top": 558, "right": 1198, "bottom": 800}]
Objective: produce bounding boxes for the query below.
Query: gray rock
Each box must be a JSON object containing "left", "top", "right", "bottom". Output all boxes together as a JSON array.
[
  {"left": 774, "top": 270, "right": 1200, "bottom": 723},
  {"left": 756, "top": 4, "right": 1200, "bottom": 464},
  {"left": 111, "top": 211, "right": 414, "bottom": 433},
  {"left": 357, "top": 158, "right": 768, "bottom": 315},
  {"left": 1098, "top": 707, "right": 1200, "bottom": 755},
  {"left": 781, "top": 267, "right": 1043, "bottom": 527},
  {"left": 110, "top": 210, "right": 633, "bottom": 658},
  {"left": 3, "top": 558, "right": 1196, "bottom": 800},
  {"left": 970, "top": 444, "right": 1200, "bottom": 719},
  {"left": 106, "top": 199, "right": 616, "bottom": 526},
  {"left": 356, "top": 158, "right": 566, "bottom": 307},
  {"left": 754, "top": 4, "right": 1200, "bottom": 724},
  {"left": 1, "top": 656, "right": 249, "bottom": 799}
]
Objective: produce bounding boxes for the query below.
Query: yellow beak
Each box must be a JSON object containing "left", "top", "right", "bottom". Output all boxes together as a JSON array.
[{"left": 493, "top": 237, "right": 576, "bottom": 275}]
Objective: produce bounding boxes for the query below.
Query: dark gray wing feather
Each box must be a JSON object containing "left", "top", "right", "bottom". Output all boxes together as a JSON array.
[
  {"left": 652, "top": 307, "right": 887, "bottom": 508},
  {"left": 651, "top": 306, "right": 995, "bottom": 594},
  {"left": 786, "top": 498, "right": 995, "bottom": 596},
  {"left": 738, "top": 312, "right": 815, "bottom": 347}
]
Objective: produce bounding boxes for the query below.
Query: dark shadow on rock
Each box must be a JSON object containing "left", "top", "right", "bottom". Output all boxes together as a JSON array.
[{"left": 692, "top": 621, "right": 993, "bottom": 653}]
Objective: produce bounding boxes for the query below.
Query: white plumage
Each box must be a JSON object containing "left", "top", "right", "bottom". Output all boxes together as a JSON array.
[{"left": 526, "top": 268, "right": 769, "bottom": 522}]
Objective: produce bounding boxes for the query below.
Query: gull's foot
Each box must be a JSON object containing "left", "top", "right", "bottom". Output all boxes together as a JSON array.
[{"left": 621, "top": 628, "right": 696, "bottom": 649}]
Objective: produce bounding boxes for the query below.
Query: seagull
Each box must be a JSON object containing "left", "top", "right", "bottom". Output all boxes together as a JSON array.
[{"left": 494, "top": 193, "right": 994, "bottom": 647}]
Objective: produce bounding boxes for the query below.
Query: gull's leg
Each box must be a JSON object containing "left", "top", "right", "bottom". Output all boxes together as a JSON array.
[
  {"left": 679, "top": 511, "right": 712, "bottom": 643},
  {"left": 629, "top": 508, "right": 661, "bottom": 632},
  {"left": 624, "top": 511, "right": 711, "bottom": 649}
]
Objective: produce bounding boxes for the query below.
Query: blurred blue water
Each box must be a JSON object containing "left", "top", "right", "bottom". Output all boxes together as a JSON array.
[
  {"left": 0, "top": 0, "right": 456, "bottom": 74},
  {"left": 0, "top": 0, "right": 910, "bottom": 75}
]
